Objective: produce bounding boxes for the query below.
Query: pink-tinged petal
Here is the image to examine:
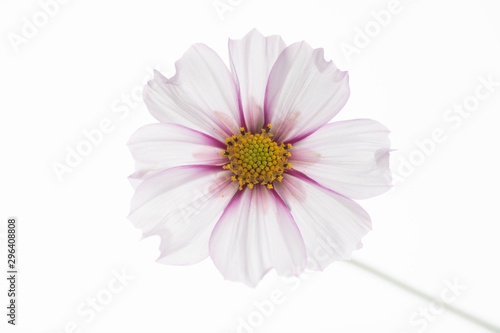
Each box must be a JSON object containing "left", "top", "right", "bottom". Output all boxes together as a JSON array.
[
  {"left": 229, "top": 29, "right": 286, "bottom": 133},
  {"left": 209, "top": 186, "right": 306, "bottom": 287},
  {"left": 127, "top": 122, "right": 227, "bottom": 189},
  {"left": 143, "top": 44, "right": 243, "bottom": 142},
  {"left": 274, "top": 170, "right": 371, "bottom": 271},
  {"left": 264, "top": 41, "right": 350, "bottom": 143},
  {"left": 289, "top": 119, "right": 392, "bottom": 199},
  {"left": 128, "top": 165, "right": 238, "bottom": 265}
]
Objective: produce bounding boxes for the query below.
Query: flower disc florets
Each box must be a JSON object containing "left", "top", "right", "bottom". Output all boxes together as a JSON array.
[{"left": 222, "top": 124, "right": 292, "bottom": 190}]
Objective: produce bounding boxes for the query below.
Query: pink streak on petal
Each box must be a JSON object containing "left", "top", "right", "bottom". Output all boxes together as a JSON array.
[
  {"left": 128, "top": 165, "right": 238, "bottom": 265},
  {"left": 288, "top": 119, "right": 392, "bottom": 199},
  {"left": 209, "top": 185, "right": 306, "bottom": 287},
  {"left": 229, "top": 29, "right": 286, "bottom": 133},
  {"left": 127, "top": 122, "right": 229, "bottom": 189},
  {"left": 264, "top": 41, "right": 350, "bottom": 144},
  {"left": 275, "top": 171, "right": 371, "bottom": 271},
  {"left": 143, "top": 43, "right": 242, "bottom": 141}
]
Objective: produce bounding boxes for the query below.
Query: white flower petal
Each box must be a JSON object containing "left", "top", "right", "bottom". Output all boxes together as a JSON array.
[
  {"left": 289, "top": 119, "right": 392, "bottom": 199},
  {"left": 143, "top": 44, "right": 243, "bottom": 142},
  {"left": 209, "top": 186, "right": 306, "bottom": 287},
  {"left": 229, "top": 29, "right": 286, "bottom": 133},
  {"left": 127, "top": 123, "right": 227, "bottom": 189},
  {"left": 128, "top": 165, "right": 238, "bottom": 265},
  {"left": 274, "top": 170, "right": 371, "bottom": 271},
  {"left": 265, "top": 41, "right": 350, "bottom": 143}
]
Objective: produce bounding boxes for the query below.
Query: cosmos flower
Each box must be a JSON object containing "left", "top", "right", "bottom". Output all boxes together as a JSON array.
[{"left": 128, "top": 29, "right": 391, "bottom": 287}]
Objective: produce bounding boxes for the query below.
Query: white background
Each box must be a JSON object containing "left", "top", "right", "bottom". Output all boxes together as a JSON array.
[{"left": 1, "top": 0, "right": 500, "bottom": 332}]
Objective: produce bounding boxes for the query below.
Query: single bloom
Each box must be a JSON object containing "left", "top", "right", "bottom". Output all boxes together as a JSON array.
[{"left": 128, "top": 29, "right": 391, "bottom": 287}]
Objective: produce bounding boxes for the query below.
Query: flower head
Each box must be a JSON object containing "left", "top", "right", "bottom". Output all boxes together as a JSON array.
[{"left": 128, "top": 29, "right": 391, "bottom": 287}]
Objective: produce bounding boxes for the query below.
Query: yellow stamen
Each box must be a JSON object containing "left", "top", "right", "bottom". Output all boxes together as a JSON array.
[{"left": 222, "top": 124, "right": 291, "bottom": 190}]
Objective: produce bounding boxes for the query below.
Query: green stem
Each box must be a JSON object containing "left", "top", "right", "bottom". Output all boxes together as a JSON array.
[{"left": 346, "top": 260, "right": 500, "bottom": 333}]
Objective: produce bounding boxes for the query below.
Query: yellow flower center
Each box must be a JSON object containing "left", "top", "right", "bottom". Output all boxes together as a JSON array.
[{"left": 222, "top": 124, "right": 292, "bottom": 190}]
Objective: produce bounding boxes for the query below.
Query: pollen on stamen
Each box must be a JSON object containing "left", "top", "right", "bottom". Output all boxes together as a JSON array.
[{"left": 221, "top": 124, "right": 292, "bottom": 190}]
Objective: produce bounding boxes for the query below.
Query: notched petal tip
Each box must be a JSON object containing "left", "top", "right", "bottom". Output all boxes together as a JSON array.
[
  {"left": 209, "top": 186, "right": 307, "bottom": 287},
  {"left": 274, "top": 172, "right": 372, "bottom": 271},
  {"left": 265, "top": 40, "right": 351, "bottom": 143}
]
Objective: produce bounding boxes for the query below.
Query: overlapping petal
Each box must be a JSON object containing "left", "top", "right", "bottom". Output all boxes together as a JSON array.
[
  {"left": 127, "top": 123, "right": 226, "bottom": 189},
  {"left": 209, "top": 186, "right": 307, "bottom": 286},
  {"left": 274, "top": 170, "right": 372, "bottom": 271},
  {"left": 128, "top": 165, "right": 238, "bottom": 265},
  {"left": 264, "top": 41, "right": 350, "bottom": 143},
  {"left": 289, "top": 119, "right": 392, "bottom": 199},
  {"left": 143, "top": 43, "right": 243, "bottom": 142},
  {"left": 229, "top": 29, "right": 286, "bottom": 133}
]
